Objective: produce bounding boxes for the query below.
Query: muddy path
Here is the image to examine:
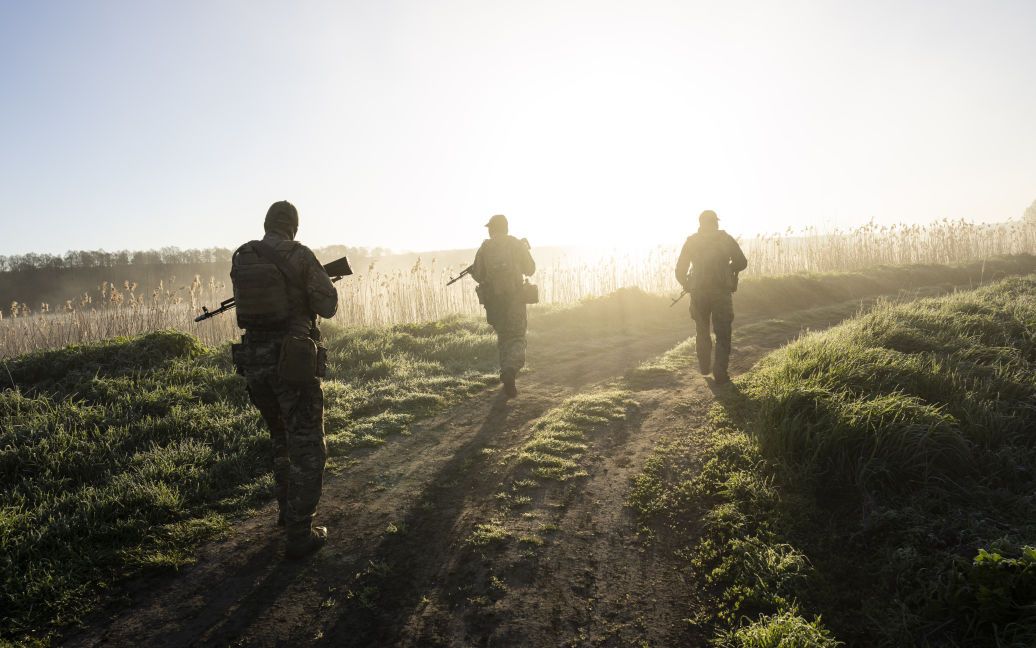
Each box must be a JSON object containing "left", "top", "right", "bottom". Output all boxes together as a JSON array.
[{"left": 64, "top": 285, "right": 960, "bottom": 647}]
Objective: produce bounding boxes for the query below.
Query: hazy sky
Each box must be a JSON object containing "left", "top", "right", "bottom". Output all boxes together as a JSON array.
[{"left": 2, "top": 0, "right": 1035, "bottom": 255}]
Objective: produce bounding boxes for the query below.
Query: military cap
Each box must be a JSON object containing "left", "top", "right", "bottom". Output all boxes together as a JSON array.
[
  {"left": 485, "top": 214, "right": 508, "bottom": 229},
  {"left": 265, "top": 200, "right": 299, "bottom": 234}
]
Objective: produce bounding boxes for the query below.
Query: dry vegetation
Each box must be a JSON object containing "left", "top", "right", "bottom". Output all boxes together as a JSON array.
[{"left": 2, "top": 219, "right": 1034, "bottom": 357}]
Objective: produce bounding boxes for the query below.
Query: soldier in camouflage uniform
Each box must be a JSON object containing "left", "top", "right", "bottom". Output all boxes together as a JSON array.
[
  {"left": 470, "top": 214, "right": 536, "bottom": 397},
  {"left": 675, "top": 210, "right": 748, "bottom": 384},
  {"left": 230, "top": 201, "right": 338, "bottom": 559}
]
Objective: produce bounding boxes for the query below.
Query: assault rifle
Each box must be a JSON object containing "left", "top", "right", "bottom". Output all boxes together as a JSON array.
[
  {"left": 194, "top": 256, "right": 353, "bottom": 322},
  {"left": 670, "top": 289, "right": 688, "bottom": 307},
  {"left": 446, "top": 264, "right": 474, "bottom": 286}
]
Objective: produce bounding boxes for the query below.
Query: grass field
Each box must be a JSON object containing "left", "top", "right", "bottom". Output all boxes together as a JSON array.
[
  {"left": 630, "top": 276, "right": 1036, "bottom": 646},
  {"left": 0, "top": 319, "right": 500, "bottom": 643},
  {"left": 3, "top": 258, "right": 1036, "bottom": 645}
]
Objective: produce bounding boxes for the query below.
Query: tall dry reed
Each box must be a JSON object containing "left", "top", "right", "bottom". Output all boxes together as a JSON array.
[{"left": 2, "top": 219, "right": 1033, "bottom": 357}]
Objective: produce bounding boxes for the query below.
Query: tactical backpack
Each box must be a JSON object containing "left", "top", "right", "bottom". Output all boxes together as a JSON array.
[
  {"left": 230, "top": 240, "right": 297, "bottom": 330},
  {"left": 481, "top": 237, "right": 532, "bottom": 300},
  {"left": 687, "top": 231, "right": 739, "bottom": 293}
]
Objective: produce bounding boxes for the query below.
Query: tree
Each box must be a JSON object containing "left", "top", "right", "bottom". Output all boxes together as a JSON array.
[{"left": 1026, "top": 199, "right": 1036, "bottom": 224}]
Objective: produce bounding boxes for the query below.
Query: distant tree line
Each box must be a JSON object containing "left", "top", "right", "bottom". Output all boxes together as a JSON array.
[{"left": 0, "top": 245, "right": 386, "bottom": 273}]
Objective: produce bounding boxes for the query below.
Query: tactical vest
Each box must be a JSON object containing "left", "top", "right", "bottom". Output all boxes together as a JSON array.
[{"left": 230, "top": 241, "right": 296, "bottom": 330}]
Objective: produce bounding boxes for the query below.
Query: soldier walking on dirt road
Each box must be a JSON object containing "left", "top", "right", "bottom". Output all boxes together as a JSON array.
[
  {"left": 675, "top": 210, "right": 748, "bottom": 384},
  {"left": 230, "top": 200, "right": 339, "bottom": 559},
  {"left": 470, "top": 214, "right": 537, "bottom": 397}
]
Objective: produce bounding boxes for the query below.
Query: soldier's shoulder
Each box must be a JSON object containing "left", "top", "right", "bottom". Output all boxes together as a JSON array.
[{"left": 288, "top": 240, "right": 314, "bottom": 255}]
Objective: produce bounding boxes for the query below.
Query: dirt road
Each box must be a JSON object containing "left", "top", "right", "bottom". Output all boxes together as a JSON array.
[{"left": 63, "top": 287, "right": 950, "bottom": 647}]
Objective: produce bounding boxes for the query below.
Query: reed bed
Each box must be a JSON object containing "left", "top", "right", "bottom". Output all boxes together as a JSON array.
[{"left": 2, "top": 219, "right": 1034, "bottom": 357}]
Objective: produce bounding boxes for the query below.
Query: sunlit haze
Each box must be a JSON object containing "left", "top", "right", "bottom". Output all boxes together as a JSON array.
[{"left": 2, "top": 0, "right": 1034, "bottom": 255}]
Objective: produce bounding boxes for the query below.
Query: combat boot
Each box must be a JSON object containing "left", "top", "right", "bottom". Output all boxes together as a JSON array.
[
  {"left": 501, "top": 369, "right": 518, "bottom": 398},
  {"left": 285, "top": 526, "right": 328, "bottom": 560}
]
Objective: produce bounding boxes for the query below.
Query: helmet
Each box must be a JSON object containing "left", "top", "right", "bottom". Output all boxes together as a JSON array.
[{"left": 265, "top": 201, "right": 299, "bottom": 236}]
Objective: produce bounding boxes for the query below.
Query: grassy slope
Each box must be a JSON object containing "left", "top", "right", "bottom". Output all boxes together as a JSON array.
[
  {"left": 2, "top": 256, "right": 1035, "bottom": 644},
  {"left": 0, "top": 318, "right": 499, "bottom": 644},
  {"left": 631, "top": 277, "right": 1036, "bottom": 647}
]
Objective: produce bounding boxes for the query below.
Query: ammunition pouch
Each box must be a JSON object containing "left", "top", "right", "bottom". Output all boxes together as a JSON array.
[
  {"left": 317, "top": 344, "right": 327, "bottom": 378},
  {"left": 278, "top": 335, "right": 319, "bottom": 385},
  {"left": 521, "top": 280, "right": 539, "bottom": 305}
]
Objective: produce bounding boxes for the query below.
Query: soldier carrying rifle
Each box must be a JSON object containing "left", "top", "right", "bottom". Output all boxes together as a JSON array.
[
  {"left": 228, "top": 201, "right": 340, "bottom": 559},
  {"left": 468, "top": 214, "right": 537, "bottom": 397},
  {"left": 675, "top": 210, "right": 748, "bottom": 384}
]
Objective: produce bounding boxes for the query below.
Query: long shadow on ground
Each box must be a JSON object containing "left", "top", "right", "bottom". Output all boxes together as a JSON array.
[{"left": 318, "top": 392, "right": 517, "bottom": 647}]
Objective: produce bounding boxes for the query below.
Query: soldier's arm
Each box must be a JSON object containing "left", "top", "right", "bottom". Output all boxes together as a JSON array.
[
  {"left": 728, "top": 236, "right": 748, "bottom": 273},
  {"left": 675, "top": 239, "right": 692, "bottom": 287},
  {"left": 520, "top": 240, "right": 536, "bottom": 276},
  {"left": 299, "top": 246, "right": 339, "bottom": 318}
]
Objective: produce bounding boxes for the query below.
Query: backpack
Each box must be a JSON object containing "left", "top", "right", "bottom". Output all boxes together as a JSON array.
[
  {"left": 688, "top": 231, "right": 738, "bottom": 292},
  {"left": 230, "top": 240, "right": 297, "bottom": 330},
  {"left": 481, "top": 237, "right": 525, "bottom": 298}
]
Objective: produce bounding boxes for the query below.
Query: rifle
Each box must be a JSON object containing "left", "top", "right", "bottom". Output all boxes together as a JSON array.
[
  {"left": 194, "top": 255, "right": 353, "bottom": 322},
  {"left": 670, "top": 289, "right": 688, "bottom": 307},
  {"left": 446, "top": 264, "right": 474, "bottom": 286}
]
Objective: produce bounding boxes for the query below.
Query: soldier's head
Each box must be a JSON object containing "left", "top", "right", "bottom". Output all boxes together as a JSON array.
[
  {"left": 698, "top": 210, "right": 719, "bottom": 232},
  {"left": 485, "top": 214, "right": 508, "bottom": 238},
  {"left": 265, "top": 200, "right": 299, "bottom": 239}
]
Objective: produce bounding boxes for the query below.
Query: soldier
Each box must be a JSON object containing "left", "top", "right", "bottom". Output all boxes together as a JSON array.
[
  {"left": 675, "top": 210, "right": 748, "bottom": 384},
  {"left": 230, "top": 200, "right": 338, "bottom": 559},
  {"left": 470, "top": 214, "right": 536, "bottom": 397}
]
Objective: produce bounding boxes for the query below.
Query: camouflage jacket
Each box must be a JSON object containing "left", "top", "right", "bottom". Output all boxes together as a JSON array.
[{"left": 675, "top": 229, "right": 748, "bottom": 293}]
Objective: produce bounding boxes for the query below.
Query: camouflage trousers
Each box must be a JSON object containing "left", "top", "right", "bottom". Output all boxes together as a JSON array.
[
  {"left": 690, "top": 290, "right": 734, "bottom": 377},
  {"left": 485, "top": 296, "right": 528, "bottom": 374},
  {"left": 245, "top": 365, "right": 327, "bottom": 541}
]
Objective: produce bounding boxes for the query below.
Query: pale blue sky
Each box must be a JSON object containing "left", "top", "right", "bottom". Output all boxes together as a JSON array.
[{"left": 2, "top": 0, "right": 1035, "bottom": 255}]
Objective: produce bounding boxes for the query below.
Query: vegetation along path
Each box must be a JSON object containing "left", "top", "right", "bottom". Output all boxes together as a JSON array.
[{"left": 32, "top": 257, "right": 1036, "bottom": 646}]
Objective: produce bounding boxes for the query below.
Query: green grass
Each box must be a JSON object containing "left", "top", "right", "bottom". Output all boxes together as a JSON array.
[
  {"left": 513, "top": 389, "right": 637, "bottom": 482},
  {"left": 5, "top": 258, "right": 1036, "bottom": 645},
  {"left": 631, "top": 276, "right": 1036, "bottom": 646},
  {"left": 714, "top": 610, "right": 841, "bottom": 648},
  {"left": 0, "top": 317, "right": 499, "bottom": 644}
]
